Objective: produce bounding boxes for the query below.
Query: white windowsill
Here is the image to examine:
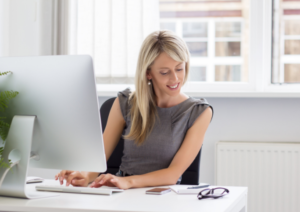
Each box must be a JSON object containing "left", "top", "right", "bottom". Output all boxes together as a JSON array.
[
  {"left": 96, "top": 84, "right": 300, "bottom": 98},
  {"left": 183, "top": 91, "right": 300, "bottom": 98}
]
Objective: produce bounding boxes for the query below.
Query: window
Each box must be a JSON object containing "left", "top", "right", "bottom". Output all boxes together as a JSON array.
[
  {"left": 159, "top": 0, "right": 249, "bottom": 83},
  {"left": 272, "top": 0, "right": 300, "bottom": 84}
]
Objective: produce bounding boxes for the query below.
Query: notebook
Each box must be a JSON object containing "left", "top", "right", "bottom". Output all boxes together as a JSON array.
[
  {"left": 169, "top": 183, "right": 209, "bottom": 195},
  {"left": 36, "top": 184, "right": 124, "bottom": 195}
]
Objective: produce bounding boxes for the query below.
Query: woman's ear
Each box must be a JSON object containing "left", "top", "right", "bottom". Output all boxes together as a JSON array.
[{"left": 146, "top": 69, "right": 152, "bottom": 80}]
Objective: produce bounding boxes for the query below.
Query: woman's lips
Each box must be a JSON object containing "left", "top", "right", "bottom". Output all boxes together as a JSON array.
[{"left": 167, "top": 83, "right": 180, "bottom": 90}]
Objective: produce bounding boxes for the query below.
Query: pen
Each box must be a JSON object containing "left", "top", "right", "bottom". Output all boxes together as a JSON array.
[{"left": 187, "top": 185, "right": 209, "bottom": 189}]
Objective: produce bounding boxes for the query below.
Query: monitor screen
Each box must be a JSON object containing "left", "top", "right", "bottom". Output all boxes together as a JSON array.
[{"left": 0, "top": 55, "right": 106, "bottom": 172}]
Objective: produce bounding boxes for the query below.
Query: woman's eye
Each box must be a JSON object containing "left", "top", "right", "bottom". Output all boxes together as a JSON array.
[
  {"left": 177, "top": 69, "right": 183, "bottom": 72},
  {"left": 161, "top": 72, "right": 168, "bottom": 75}
]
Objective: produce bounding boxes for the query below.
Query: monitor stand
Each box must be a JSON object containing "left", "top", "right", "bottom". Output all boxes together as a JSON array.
[{"left": 0, "top": 115, "right": 58, "bottom": 199}]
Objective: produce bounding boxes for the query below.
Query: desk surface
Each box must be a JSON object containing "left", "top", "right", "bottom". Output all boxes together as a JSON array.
[{"left": 0, "top": 180, "right": 247, "bottom": 212}]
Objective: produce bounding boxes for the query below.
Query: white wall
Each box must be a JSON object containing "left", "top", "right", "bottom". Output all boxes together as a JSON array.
[
  {"left": 0, "top": 0, "right": 9, "bottom": 57},
  {"left": 0, "top": 0, "right": 54, "bottom": 57},
  {"left": 200, "top": 97, "right": 300, "bottom": 185}
]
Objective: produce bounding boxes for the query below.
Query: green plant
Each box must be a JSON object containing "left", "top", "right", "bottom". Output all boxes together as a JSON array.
[{"left": 0, "top": 71, "right": 18, "bottom": 168}]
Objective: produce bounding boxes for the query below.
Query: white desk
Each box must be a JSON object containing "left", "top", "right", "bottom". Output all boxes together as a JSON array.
[{"left": 0, "top": 180, "right": 247, "bottom": 212}]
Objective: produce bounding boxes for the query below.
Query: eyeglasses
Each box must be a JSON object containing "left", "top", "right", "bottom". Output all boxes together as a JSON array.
[{"left": 197, "top": 187, "right": 229, "bottom": 200}]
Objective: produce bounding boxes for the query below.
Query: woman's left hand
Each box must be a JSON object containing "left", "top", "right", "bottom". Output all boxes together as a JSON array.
[{"left": 89, "top": 173, "right": 131, "bottom": 190}]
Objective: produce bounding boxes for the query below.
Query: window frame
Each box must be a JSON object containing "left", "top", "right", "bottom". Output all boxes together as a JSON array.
[
  {"left": 161, "top": 17, "right": 244, "bottom": 83},
  {"left": 277, "top": 15, "right": 300, "bottom": 83},
  {"left": 263, "top": 0, "right": 300, "bottom": 93}
]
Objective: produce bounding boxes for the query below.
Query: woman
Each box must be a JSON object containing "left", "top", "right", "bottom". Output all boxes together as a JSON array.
[{"left": 55, "top": 30, "right": 213, "bottom": 189}]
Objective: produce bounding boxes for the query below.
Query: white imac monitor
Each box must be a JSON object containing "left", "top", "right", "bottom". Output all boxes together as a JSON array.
[{"left": 0, "top": 55, "right": 107, "bottom": 198}]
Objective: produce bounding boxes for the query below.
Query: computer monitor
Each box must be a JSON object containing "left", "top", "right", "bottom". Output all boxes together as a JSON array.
[{"left": 0, "top": 55, "right": 107, "bottom": 198}]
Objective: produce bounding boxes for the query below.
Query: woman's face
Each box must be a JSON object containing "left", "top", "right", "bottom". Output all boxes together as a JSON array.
[{"left": 147, "top": 52, "right": 186, "bottom": 97}]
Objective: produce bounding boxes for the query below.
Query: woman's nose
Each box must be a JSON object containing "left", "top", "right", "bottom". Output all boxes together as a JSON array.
[{"left": 170, "top": 71, "right": 178, "bottom": 81}]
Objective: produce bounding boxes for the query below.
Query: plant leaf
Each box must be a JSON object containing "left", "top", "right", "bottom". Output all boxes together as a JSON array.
[
  {"left": 0, "top": 158, "right": 11, "bottom": 169},
  {"left": 0, "top": 147, "right": 11, "bottom": 169},
  {"left": 0, "top": 91, "right": 19, "bottom": 112},
  {"left": 0, "top": 71, "right": 11, "bottom": 76},
  {"left": 0, "top": 120, "right": 10, "bottom": 141}
]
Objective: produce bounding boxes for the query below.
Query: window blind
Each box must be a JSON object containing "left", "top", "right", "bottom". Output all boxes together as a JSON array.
[{"left": 67, "top": 0, "right": 159, "bottom": 84}]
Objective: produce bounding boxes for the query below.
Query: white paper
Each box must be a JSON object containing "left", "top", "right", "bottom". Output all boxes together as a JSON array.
[{"left": 169, "top": 183, "right": 210, "bottom": 194}]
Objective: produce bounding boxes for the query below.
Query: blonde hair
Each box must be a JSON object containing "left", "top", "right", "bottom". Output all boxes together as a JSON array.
[{"left": 124, "top": 30, "right": 190, "bottom": 145}]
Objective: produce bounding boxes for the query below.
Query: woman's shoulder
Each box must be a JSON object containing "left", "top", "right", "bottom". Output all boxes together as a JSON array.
[
  {"left": 117, "top": 88, "right": 133, "bottom": 121},
  {"left": 170, "top": 96, "right": 213, "bottom": 129},
  {"left": 186, "top": 97, "right": 213, "bottom": 116},
  {"left": 186, "top": 97, "right": 213, "bottom": 128},
  {"left": 188, "top": 96, "right": 210, "bottom": 106},
  {"left": 118, "top": 88, "right": 132, "bottom": 98},
  {"left": 177, "top": 96, "right": 211, "bottom": 112}
]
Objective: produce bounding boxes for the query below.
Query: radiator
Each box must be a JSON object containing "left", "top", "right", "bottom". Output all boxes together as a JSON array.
[{"left": 216, "top": 141, "right": 300, "bottom": 212}]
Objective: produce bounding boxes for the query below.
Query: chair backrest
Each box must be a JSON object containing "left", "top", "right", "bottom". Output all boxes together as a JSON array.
[{"left": 100, "top": 97, "right": 202, "bottom": 185}]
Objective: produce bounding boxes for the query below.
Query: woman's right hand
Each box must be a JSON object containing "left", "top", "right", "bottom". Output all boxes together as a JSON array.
[{"left": 55, "top": 170, "right": 89, "bottom": 187}]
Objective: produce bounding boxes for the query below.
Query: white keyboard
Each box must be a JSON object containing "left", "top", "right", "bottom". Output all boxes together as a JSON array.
[{"left": 36, "top": 184, "right": 124, "bottom": 195}]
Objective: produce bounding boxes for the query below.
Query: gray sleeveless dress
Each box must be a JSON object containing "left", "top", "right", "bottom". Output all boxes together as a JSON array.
[{"left": 117, "top": 88, "right": 213, "bottom": 176}]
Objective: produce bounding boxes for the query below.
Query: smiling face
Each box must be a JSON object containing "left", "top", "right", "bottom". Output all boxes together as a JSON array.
[{"left": 147, "top": 51, "right": 186, "bottom": 97}]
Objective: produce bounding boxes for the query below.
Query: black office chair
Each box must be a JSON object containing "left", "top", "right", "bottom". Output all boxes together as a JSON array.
[{"left": 100, "top": 97, "right": 202, "bottom": 185}]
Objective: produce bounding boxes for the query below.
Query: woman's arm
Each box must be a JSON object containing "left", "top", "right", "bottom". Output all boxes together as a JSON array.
[
  {"left": 56, "top": 97, "right": 125, "bottom": 186},
  {"left": 102, "top": 97, "right": 126, "bottom": 162},
  {"left": 90, "top": 106, "right": 212, "bottom": 189},
  {"left": 83, "top": 97, "right": 126, "bottom": 181}
]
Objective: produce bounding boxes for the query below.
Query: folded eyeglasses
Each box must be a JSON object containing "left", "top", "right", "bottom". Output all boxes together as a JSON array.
[{"left": 197, "top": 187, "right": 229, "bottom": 200}]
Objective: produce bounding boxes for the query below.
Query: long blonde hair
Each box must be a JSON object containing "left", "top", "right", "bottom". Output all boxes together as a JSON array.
[{"left": 124, "top": 30, "right": 190, "bottom": 145}]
